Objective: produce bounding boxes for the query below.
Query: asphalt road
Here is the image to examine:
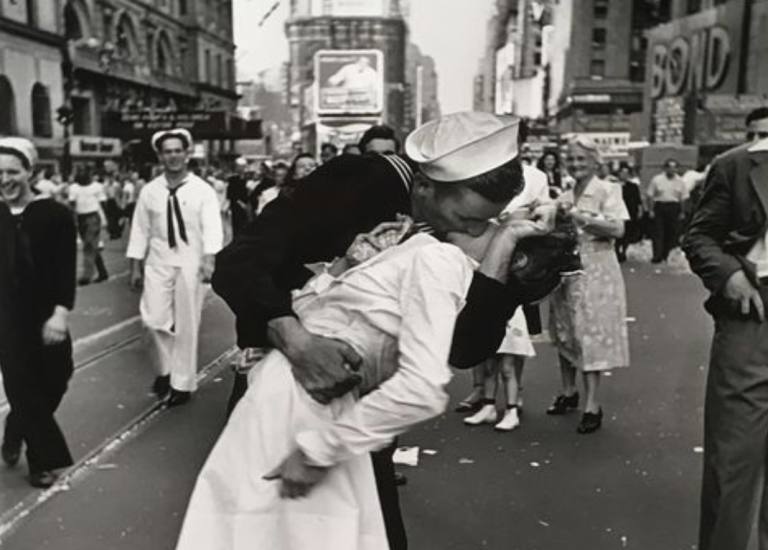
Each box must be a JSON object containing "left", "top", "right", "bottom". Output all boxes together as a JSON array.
[{"left": 0, "top": 247, "right": 714, "bottom": 550}]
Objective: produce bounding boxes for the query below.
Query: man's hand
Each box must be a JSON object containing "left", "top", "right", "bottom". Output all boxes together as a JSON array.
[
  {"left": 42, "top": 306, "right": 68, "bottom": 345},
  {"left": 529, "top": 203, "right": 557, "bottom": 231},
  {"left": 263, "top": 449, "right": 329, "bottom": 499},
  {"left": 268, "top": 317, "right": 362, "bottom": 404},
  {"left": 723, "top": 270, "right": 765, "bottom": 321},
  {"left": 199, "top": 254, "right": 215, "bottom": 283},
  {"left": 129, "top": 260, "right": 143, "bottom": 292}
]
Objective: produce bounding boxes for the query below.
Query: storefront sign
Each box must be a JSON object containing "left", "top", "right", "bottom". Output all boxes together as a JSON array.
[
  {"left": 315, "top": 50, "right": 384, "bottom": 115},
  {"left": 647, "top": 0, "right": 744, "bottom": 99},
  {"left": 103, "top": 111, "right": 262, "bottom": 140},
  {"left": 69, "top": 136, "right": 122, "bottom": 158},
  {"left": 563, "top": 132, "right": 631, "bottom": 160}
]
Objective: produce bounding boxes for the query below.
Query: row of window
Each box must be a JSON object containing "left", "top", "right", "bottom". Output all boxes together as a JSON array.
[{"left": 0, "top": 77, "right": 53, "bottom": 138}]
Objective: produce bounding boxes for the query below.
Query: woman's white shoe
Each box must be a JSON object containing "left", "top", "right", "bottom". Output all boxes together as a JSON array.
[
  {"left": 494, "top": 407, "right": 521, "bottom": 431},
  {"left": 464, "top": 404, "right": 498, "bottom": 425}
]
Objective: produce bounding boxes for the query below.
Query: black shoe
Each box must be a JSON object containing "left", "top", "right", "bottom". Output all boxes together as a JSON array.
[
  {"left": 77, "top": 278, "right": 91, "bottom": 286},
  {"left": 454, "top": 399, "right": 483, "bottom": 414},
  {"left": 167, "top": 389, "right": 191, "bottom": 407},
  {"left": 394, "top": 472, "right": 408, "bottom": 486},
  {"left": 546, "top": 392, "right": 579, "bottom": 415},
  {"left": 577, "top": 408, "right": 603, "bottom": 434},
  {"left": 29, "top": 470, "right": 58, "bottom": 489},
  {"left": 94, "top": 273, "right": 109, "bottom": 283},
  {"left": 152, "top": 375, "right": 171, "bottom": 398},
  {"left": 1, "top": 440, "right": 21, "bottom": 467}
]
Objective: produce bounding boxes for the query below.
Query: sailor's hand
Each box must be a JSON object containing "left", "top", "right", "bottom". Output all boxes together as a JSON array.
[
  {"left": 268, "top": 317, "right": 362, "bottom": 403},
  {"left": 263, "top": 449, "right": 329, "bottom": 499},
  {"left": 199, "top": 254, "right": 215, "bottom": 283},
  {"left": 723, "top": 270, "right": 765, "bottom": 321},
  {"left": 42, "top": 307, "right": 68, "bottom": 345}
]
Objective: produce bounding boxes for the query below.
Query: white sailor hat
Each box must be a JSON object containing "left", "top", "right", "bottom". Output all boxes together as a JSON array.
[
  {"left": 0, "top": 137, "right": 38, "bottom": 169},
  {"left": 405, "top": 112, "right": 520, "bottom": 182},
  {"left": 151, "top": 128, "right": 193, "bottom": 153}
]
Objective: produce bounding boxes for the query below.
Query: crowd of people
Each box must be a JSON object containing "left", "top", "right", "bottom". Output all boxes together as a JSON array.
[{"left": 1, "top": 105, "right": 768, "bottom": 550}]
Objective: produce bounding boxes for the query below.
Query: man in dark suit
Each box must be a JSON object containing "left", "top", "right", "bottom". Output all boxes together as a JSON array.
[{"left": 682, "top": 136, "right": 768, "bottom": 550}]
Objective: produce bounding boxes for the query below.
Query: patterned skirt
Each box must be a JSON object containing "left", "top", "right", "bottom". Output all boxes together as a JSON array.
[{"left": 549, "top": 242, "right": 630, "bottom": 372}]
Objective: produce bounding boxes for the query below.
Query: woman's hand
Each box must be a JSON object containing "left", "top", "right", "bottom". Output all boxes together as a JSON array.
[
  {"left": 263, "top": 449, "right": 329, "bottom": 499},
  {"left": 42, "top": 306, "right": 69, "bottom": 345}
]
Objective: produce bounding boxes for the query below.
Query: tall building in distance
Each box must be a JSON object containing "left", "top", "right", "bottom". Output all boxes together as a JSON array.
[
  {"left": 405, "top": 43, "right": 440, "bottom": 131},
  {"left": 285, "top": 0, "right": 408, "bottom": 153},
  {"left": 546, "top": 0, "right": 670, "bottom": 161}
]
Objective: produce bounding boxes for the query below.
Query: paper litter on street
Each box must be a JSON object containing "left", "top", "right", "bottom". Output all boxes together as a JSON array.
[{"left": 393, "top": 446, "right": 420, "bottom": 466}]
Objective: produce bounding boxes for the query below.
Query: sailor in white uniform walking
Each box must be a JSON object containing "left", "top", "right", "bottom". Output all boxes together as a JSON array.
[{"left": 127, "top": 129, "right": 223, "bottom": 406}]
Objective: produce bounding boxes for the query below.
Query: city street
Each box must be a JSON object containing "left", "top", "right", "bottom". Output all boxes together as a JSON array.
[{"left": 0, "top": 243, "right": 713, "bottom": 550}]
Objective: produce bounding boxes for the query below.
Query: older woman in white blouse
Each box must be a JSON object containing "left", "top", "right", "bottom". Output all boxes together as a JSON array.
[{"left": 547, "top": 137, "right": 630, "bottom": 434}]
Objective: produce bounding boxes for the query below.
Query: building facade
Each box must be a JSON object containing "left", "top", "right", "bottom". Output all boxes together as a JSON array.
[
  {"left": 0, "top": 0, "right": 67, "bottom": 167},
  {"left": 404, "top": 43, "right": 440, "bottom": 132},
  {"left": 644, "top": 0, "right": 768, "bottom": 155},
  {"left": 286, "top": 0, "right": 408, "bottom": 153}
]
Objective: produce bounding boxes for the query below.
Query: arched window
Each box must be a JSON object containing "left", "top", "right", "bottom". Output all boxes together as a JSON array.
[
  {"left": 64, "top": 0, "right": 91, "bottom": 40},
  {"left": 115, "top": 13, "right": 138, "bottom": 60},
  {"left": 31, "top": 83, "right": 52, "bottom": 138},
  {"left": 0, "top": 76, "right": 17, "bottom": 136},
  {"left": 156, "top": 32, "right": 173, "bottom": 75}
]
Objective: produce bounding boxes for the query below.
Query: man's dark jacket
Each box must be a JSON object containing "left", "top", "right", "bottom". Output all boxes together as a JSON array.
[
  {"left": 682, "top": 142, "right": 768, "bottom": 315},
  {"left": 212, "top": 153, "right": 518, "bottom": 368}
]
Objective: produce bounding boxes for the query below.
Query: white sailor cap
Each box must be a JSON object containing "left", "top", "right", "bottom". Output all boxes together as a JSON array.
[
  {"left": 0, "top": 137, "right": 38, "bottom": 169},
  {"left": 405, "top": 112, "right": 520, "bottom": 182},
  {"left": 151, "top": 128, "right": 193, "bottom": 153}
]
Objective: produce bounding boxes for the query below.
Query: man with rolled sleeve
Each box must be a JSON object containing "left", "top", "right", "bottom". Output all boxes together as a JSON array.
[
  {"left": 683, "top": 136, "right": 768, "bottom": 550},
  {"left": 127, "top": 129, "right": 223, "bottom": 407}
]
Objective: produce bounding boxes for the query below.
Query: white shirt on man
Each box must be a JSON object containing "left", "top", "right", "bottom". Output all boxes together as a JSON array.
[
  {"left": 126, "top": 173, "right": 223, "bottom": 268},
  {"left": 68, "top": 182, "right": 106, "bottom": 215},
  {"left": 504, "top": 164, "right": 552, "bottom": 214}
]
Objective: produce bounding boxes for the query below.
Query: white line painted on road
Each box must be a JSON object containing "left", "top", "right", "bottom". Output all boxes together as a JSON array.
[{"left": 72, "top": 315, "right": 142, "bottom": 352}]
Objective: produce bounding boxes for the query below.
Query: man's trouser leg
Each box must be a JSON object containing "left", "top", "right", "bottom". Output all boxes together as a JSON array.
[
  {"left": 372, "top": 441, "right": 407, "bottom": 550},
  {"left": 661, "top": 202, "right": 681, "bottom": 260},
  {"left": 141, "top": 265, "right": 179, "bottom": 384},
  {"left": 700, "top": 310, "right": 768, "bottom": 550},
  {"left": 169, "top": 266, "right": 206, "bottom": 392},
  {"left": 651, "top": 204, "right": 665, "bottom": 261}
]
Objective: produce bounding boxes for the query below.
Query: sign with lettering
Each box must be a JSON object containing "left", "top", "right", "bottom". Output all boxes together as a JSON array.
[
  {"left": 1, "top": 0, "right": 29, "bottom": 24},
  {"left": 315, "top": 50, "right": 384, "bottom": 115},
  {"left": 69, "top": 136, "right": 123, "bottom": 158},
  {"left": 103, "top": 111, "right": 262, "bottom": 140},
  {"left": 646, "top": 0, "right": 744, "bottom": 99}
]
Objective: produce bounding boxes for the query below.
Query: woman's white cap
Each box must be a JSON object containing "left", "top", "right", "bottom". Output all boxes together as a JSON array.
[
  {"left": 0, "top": 137, "right": 37, "bottom": 168},
  {"left": 405, "top": 112, "right": 520, "bottom": 182},
  {"left": 151, "top": 128, "right": 193, "bottom": 153}
]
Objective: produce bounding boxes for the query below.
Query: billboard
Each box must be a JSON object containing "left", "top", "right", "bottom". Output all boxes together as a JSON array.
[
  {"left": 494, "top": 43, "right": 515, "bottom": 115},
  {"left": 646, "top": 0, "right": 745, "bottom": 100},
  {"left": 315, "top": 50, "right": 384, "bottom": 115},
  {"left": 310, "top": 0, "right": 387, "bottom": 16}
]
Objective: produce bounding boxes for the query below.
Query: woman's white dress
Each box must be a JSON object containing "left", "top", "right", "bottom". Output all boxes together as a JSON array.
[{"left": 176, "top": 234, "right": 474, "bottom": 550}]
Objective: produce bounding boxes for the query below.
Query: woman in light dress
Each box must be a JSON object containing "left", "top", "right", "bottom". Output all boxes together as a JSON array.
[
  {"left": 546, "top": 137, "right": 630, "bottom": 434},
  {"left": 175, "top": 214, "right": 544, "bottom": 550}
]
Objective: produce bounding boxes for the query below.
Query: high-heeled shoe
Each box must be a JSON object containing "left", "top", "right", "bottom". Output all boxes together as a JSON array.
[
  {"left": 464, "top": 403, "right": 497, "bottom": 425},
  {"left": 546, "top": 392, "right": 579, "bottom": 415},
  {"left": 577, "top": 408, "right": 603, "bottom": 434},
  {"left": 1, "top": 440, "right": 21, "bottom": 467}
]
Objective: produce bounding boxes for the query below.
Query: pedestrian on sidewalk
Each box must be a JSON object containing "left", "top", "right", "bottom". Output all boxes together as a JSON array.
[
  {"left": 0, "top": 138, "right": 76, "bottom": 489},
  {"left": 547, "top": 136, "right": 630, "bottom": 434},
  {"left": 68, "top": 170, "right": 109, "bottom": 285},
  {"left": 126, "top": 129, "right": 223, "bottom": 407},
  {"left": 646, "top": 159, "right": 688, "bottom": 263},
  {"left": 682, "top": 135, "right": 768, "bottom": 550},
  {"left": 180, "top": 113, "right": 549, "bottom": 550}
]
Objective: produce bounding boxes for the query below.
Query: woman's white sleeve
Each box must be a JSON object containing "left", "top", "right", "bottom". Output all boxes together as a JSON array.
[{"left": 296, "top": 244, "right": 473, "bottom": 467}]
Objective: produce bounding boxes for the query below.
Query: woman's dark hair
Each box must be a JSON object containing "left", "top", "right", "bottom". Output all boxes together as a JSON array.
[
  {"left": 358, "top": 124, "right": 400, "bottom": 153},
  {"left": 285, "top": 152, "right": 316, "bottom": 187},
  {"left": 437, "top": 157, "right": 524, "bottom": 204},
  {"left": 0, "top": 147, "right": 31, "bottom": 170},
  {"left": 536, "top": 149, "right": 562, "bottom": 189}
]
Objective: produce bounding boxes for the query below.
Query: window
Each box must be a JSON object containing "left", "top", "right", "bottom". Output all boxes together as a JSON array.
[
  {"left": 31, "top": 84, "right": 52, "bottom": 137},
  {"left": 217, "top": 54, "right": 223, "bottom": 87},
  {"left": 179, "top": 0, "right": 187, "bottom": 15},
  {"left": 115, "top": 15, "right": 137, "bottom": 59},
  {"left": 594, "top": 0, "right": 609, "bottom": 18},
  {"left": 72, "top": 97, "right": 91, "bottom": 135},
  {"left": 0, "top": 76, "right": 17, "bottom": 135},
  {"left": 687, "top": 0, "right": 702, "bottom": 14},
  {"left": 205, "top": 50, "right": 212, "bottom": 84},
  {"left": 64, "top": 2, "right": 84, "bottom": 40},
  {"left": 592, "top": 28, "right": 607, "bottom": 50},
  {"left": 629, "top": 60, "right": 645, "bottom": 82},
  {"left": 590, "top": 59, "right": 606, "bottom": 78}
]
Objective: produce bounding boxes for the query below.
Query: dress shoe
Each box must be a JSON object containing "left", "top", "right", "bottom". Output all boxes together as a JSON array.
[
  {"left": 167, "top": 389, "right": 191, "bottom": 407},
  {"left": 29, "top": 470, "right": 58, "bottom": 489},
  {"left": 494, "top": 407, "right": 521, "bottom": 432},
  {"left": 463, "top": 404, "right": 497, "bottom": 426},
  {"left": 577, "top": 408, "right": 603, "bottom": 434},
  {"left": 1, "top": 440, "right": 21, "bottom": 467},
  {"left": 455, "top": 398, "right": 483, "bottom": 414},
  {"left": 94, "top": 274, "right": 109, "bottom": 283},
  {"left": 546, "top": 392, "right": 579, "bottom": 415},
  {"left": 152, "top": 375, "right": 171, "bottom": 398},
  {"left": 394, "top": 472, "right": 408, "bottom": 486}
]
